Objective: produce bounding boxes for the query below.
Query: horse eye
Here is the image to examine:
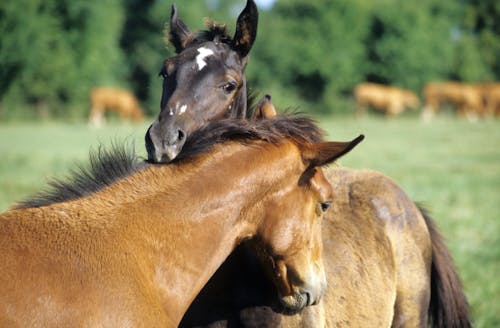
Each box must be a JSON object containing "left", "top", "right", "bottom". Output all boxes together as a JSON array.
[
  {"left": 320, "top": 201, "right": 332, "bottom": 212},
  {"left": 222, "top": 81, "right": 237, "bottom": 94}
]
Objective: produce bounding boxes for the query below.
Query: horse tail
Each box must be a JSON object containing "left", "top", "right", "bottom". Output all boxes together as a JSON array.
[{"left": 418, "top": 205, "right": 472, "bottom": 328}]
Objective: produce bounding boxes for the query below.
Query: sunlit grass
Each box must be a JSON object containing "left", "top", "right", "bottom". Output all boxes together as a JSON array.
[{"left": 0, "top": 116, "right": 498, "bottom": 326}]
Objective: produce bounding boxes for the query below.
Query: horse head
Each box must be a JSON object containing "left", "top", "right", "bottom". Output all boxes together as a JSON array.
[
  {"left": 146, "top": 0, "right": 258, "bottom": 162},
  {"left": 253, "top": 133, "right": 365, "bottom": 311}
]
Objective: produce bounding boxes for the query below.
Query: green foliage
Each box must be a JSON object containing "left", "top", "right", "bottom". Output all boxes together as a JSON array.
[
  {"left": 0, "top": 0, "right": 499, "bottom": 118},
  {"left": 0, "top": 0, "right": 125, "bottom": 119},
  {"left": 248, "top": 0, "right": 371, "bottom": 112},
  {"left": 365, "top": 0, "right": 461, "bottom": 88}
]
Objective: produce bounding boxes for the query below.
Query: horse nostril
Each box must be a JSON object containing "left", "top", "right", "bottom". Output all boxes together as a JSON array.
[
  {"left": 177, "top": 129, "right": 185, "bottom": 142},
  {"left": 305, "top": 292, "right": 311, "bottom": 306}
]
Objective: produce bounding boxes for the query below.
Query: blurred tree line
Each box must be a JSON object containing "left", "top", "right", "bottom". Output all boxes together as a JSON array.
[{"left": 0, "top": 0, "right": 498, "bottom": 119}]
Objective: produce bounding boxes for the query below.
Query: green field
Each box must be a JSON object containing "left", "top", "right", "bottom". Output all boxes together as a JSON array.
[{"left": 0, "top": 117, "right": 499, "bottom": 327}]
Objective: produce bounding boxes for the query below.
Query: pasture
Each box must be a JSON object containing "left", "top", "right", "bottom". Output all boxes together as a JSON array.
[{"left": 0, "top": 116, "right": 498, "bottom": 327}]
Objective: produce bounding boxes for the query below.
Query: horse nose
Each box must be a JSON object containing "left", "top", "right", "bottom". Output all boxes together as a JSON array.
[
  {"left": 145, "top": 124, "right": 186, "bottom": 163},
  {"left": 160, "top": 128, "right": 186, "bottom": 161}
]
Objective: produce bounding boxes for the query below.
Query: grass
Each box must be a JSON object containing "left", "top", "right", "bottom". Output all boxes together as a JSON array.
[{"left": 0, "top": 116, "right": 499, "bottom": 327}]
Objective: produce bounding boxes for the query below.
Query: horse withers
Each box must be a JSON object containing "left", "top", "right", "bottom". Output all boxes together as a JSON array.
[
  {"left": 0, "top": 115, "right": 363, "bottom": 327},
  {"left": 145, "top": 0, "right": 258, "bottom": 162}
]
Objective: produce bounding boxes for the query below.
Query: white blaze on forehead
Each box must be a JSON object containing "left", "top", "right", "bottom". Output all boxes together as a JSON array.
[{"left": 196, "top": 47, "right": 214, "bottom": 71}]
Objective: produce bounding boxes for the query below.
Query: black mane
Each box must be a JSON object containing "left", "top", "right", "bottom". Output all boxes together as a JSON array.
[
  {"left": 173, "top": 114, "right": 325, "bottom": 162},
  {"left": 17, "top": 115, "right": 324, "bottom": 209},
  {"left": 196, "top": 20, "right": 233, "bottom": 44},
  {"left": 16, "top": 143, "right": 144, "bottom": 209}
]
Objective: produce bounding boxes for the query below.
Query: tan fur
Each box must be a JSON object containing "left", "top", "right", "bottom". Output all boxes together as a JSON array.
[
  {"left": 229, "top": 100, "right": 464, "bottom": 328},
  {"left": 0, "top": 134, "right": 362, "bottom": 327},
  {"left": 422, "top": 82, "right": 483, "bottom": 121},
  {"left": 354, "top": 82, "right": 420, "bottom": 116},
  {"left": 272, "top": 168, "right": 431, "bottom": 328},
  {"left": 89, "top": 87, "right": 144, "bottom": 127}
]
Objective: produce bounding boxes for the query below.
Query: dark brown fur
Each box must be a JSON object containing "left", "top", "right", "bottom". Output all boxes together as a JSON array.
[
  {"left": 146, "top": 0, "right": 259, "bottom": 162},
  {"left": 421, "top": 207, "right": 472, "bottom": 328}
]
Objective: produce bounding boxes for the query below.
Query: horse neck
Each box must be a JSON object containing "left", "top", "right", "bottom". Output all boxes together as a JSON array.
[{"left": 102, "top": 141, "right": 299, "bottom": 324}]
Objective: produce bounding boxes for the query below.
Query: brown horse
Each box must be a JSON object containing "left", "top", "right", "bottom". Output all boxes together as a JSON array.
[
  {"left": 354, "top": 82, "right": 420, "bottom": 116},
  {"left": 179, "top": 100, "right": 472, "bottom": 328},
  {"left": 0, "top": 116, "right": 363, "bottom": 327},
  {"left": 141, "top": 3, "right": 470, "bottom": 326},
  {"left": 145, "top": 0, "right": 258, "bottom": 162},
  {"left": 89, "top": 87, "right": 144, "bottom": 127}
]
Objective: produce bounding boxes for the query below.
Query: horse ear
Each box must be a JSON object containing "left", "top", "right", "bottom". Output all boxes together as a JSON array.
[
  {"left": 232, "top": 0, "right": 258, "bottom": 58},
  {"left": 251, "top": 94, "right": 277, "bottom": 120},
  {"left": 169, "top": 4, "right": 192, "bottom": 53},
  {"left": 305, "top": 135, "right": 365, "bottom": 168}
]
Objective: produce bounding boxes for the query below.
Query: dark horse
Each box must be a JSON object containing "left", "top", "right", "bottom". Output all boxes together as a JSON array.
[
  {"left": 1, "top": 115, "right": 363, "bottom": 327},
  {"left": 145, "top": 0, "right": 258, "bottom": 162},
  {"left": 141, "top": 2, "right": 471, "bottom": 327}
]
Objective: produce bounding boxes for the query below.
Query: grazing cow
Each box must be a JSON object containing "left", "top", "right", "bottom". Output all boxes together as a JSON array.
[
  {"left": 354, "top": 82, "right": 420, "bottom": 116},
  {"left": 479, "top": 82, "right": 500, "bottom": 117},
  {"left": 89, "top": 87, "right": 144, "bottom": 127},
  {"left": 422, "top": 82, "right": 483, "bottom": 121}
]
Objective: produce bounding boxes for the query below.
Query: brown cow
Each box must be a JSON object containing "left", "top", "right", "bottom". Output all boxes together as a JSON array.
[
  {"left": 479, "top": 82, "right": 500, "bottom": 117},
  {"left": 89, "top": 87, "right": 144, "bottom": 127},
  {"left": 354, "top": 82, "right": 420, "bottom": 116},
  {"left": 422, "top": 82, "right": 483, "bottom": 121}
]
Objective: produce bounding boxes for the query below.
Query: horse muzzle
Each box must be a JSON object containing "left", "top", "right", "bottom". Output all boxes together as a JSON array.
[
  {"left": 274, "top": 260, "right": 327, "bottom": 312},
  {"left": 145, "top": 123, "right": 186, "bottom": 163}
]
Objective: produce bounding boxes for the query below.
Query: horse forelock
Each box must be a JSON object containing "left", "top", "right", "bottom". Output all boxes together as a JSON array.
[
  {"left": 167, "top": 20, "right": 233, "bottom": 51},
  {"left": 195, "top": 20, "right": 233, "bottom": 45}
]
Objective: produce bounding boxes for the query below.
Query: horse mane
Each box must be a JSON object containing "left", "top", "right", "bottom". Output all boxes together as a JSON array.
[
  {"left": 172, "top": 114, "right": 325, "bottom": 163},
  {"left": 15, "top": 143, "right": 145, "bottom": 209},
  {"left": 17, "top": 115, "right": 323, "bottom": 209}
]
